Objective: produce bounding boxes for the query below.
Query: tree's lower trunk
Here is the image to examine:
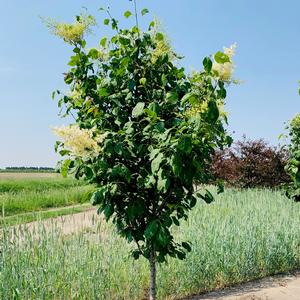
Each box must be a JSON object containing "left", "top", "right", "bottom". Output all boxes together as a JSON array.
[{"left": 149, "top": 245, "right": 156, "bottom": 300}]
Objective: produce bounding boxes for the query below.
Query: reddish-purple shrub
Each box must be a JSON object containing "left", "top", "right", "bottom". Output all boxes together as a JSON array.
[{"left": 211, "top": 138, "right": 289, "bottom": 188}]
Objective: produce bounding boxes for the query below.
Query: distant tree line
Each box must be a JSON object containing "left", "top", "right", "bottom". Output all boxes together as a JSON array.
[
  {"left": 211, "top": 138, "right": 289, "bottom": 189},
  {"left": 1, "top": 167, "right": 55, "bottom": 172}
]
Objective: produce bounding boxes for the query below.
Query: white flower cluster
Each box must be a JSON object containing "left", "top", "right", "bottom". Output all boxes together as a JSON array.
[
  {"left": 52, "top": 125, "right": 107, "bottom": 158},
  {"left": 212, "top": 43, "right": 237, "bottom": 81}
]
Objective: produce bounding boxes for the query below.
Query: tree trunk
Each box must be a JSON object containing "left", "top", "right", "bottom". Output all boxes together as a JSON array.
[{"left": 149, "top": 245, "right": 156, "bottom": 300}]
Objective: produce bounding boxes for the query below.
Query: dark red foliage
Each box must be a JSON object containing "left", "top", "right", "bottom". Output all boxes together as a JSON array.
[{"left": 211, "top": 138, "right": 289, "bottom": 188}]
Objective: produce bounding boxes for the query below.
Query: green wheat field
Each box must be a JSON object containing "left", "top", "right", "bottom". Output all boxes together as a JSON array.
[{"left": 0, "top": 174, "right": 299, "bottom": 299}]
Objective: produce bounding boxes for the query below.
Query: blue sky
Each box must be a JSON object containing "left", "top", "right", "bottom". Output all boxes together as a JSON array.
[{"left": 0, "top": 0, "right": 299, "bottom": 168}]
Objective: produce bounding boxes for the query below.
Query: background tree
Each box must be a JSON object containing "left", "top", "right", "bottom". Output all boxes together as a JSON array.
[
  {"left": 47, "top": 4, "right": 236, "bottom": 299},
  {"left": 211, "top": 138, "right": 289, "bottom": 188},
  {"left": 285, "top": 114, "right": 300, "bottom": 201}
]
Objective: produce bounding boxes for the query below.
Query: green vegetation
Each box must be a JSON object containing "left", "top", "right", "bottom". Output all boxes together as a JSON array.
[
  {"left": 0, "top": 177, "right": 85, "bottom": 193},
  {"left": 0, "top": 174, "right": 94, "bottom": 223},
  {"left": 49, "top": 5, "right": 236, "bottom": 298},
  {"left": 0, "top": 204, "right": 90, "bottom": 227},
  {"left": 0, "top": 167, "right": 55, "bottom": 173},
  {"left": 285, "top": 114, "right": 300, "bottom": 202},
  {"left": 1, "top": 188, "right": 299, "bottom": 299}
]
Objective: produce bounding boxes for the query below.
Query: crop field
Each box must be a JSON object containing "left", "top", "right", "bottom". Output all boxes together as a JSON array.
[
  {"left": 1, "top": 187, "right": 299, "bottom": 299},
  {"left": 0, "top": 172, "right": 94, "bottom": 227}
]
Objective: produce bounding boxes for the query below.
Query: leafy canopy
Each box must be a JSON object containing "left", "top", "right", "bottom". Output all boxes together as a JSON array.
[
  {"left": 285, "top": 114, "right": 300, "bottom": 202},
  {"left": 51, "top": 8, "right": 235, "bottom": 262}
]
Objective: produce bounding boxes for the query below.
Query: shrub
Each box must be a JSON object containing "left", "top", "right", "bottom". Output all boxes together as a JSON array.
[
  {"left": 211, "top": 138, "right": 289, "bottom": 188},
  {"left": 285, "top": 114, "right": 300, "bottom": 201}
]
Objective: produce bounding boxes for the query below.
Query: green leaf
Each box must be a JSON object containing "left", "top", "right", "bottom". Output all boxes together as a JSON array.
[
  {"left": 99, "top": 88, "right": 109, "bottom": 97},
  {"left": 104, "top": 18, "right": 110, "bottom": 25},
  {"left": 172, "top": 216, "right": 180, "bottom": 226},
  {"left": 155, "top": 32, "right": 164, "bottom": 41},
  {"left": 144, "top": 175, "right": 156, "bottom": 188},
  {"left": 157, "top": 227, "right": 169, "bottom": 246},
  {"left": 141, "top": 8, "right": 149, "bottom": 16},
  {"left": 207, "top": 101, "right": 220, "bottom": 123},
  {"left": 112, "top": 165, "right": 131, "bottom": 183},
  {"left": 111, "top": 18, "right": 118, "bottom": 30},
  {"left": 88, "top": 48, "right": 99, "bottom": 59},
  {"left": 203, "top": 57, "right": 212, "bottom": 73},
  {"left": 190, "top": 196, "right": 197, "bottom": 208},
  {"left": 149, "top": 149, "right": 160, "bottom": 160},
  {"left": 176, "top": 251, "right": 186, "bottom": 260},
  {"left": 84, "top": 166, "right": 93, "bottom": 180},
  {"left": 139, "top": 78, "right": 147, "bottom": 85},
  {"left": 148, "top": 102, "right": 160, "bottom": 114},
  {"left": 119, "top": 37, "right": 130, "bottom": 45},
  {"left": 171, "top": 154, "right": 183, "bottom": 177},
  {"left": 214, "top": 51, "right": 230, "bottom": 64},
  {"left": 132, "top": 250, "right": 140, "bottom": 260},
  {"left": 178, "top": 135, "right": 192, "bottom": 154},
  {"left": 100, "top": 37, "right": 107, "bottom": 47},
  {"left": 61, "top": 159, "right": 71, "bottom": 178},
  {"left": 217, "top": 181, "right": 224, "bottom": 194},
  {"left": 104, "top": 203, "right": 114, "bottom": 221},
  {"left": 149, "top": 20, "right": 155, "bottom": 29},
  {"left": 144, "top": 220, "right": 159, "bottom": 239},
  {"left": 59, "top": 149, "right": 70, "bottom": 156},
  {"left": 151, "top": 153, "right": 164, "bottom": 173},
  {"left": 166, "top": 91, "right": 178, "bottom": 104},
  {"left": 123, "top": 10, "right": 132, "bottom": 18},
  {"left": 197, "top": 189, "right": 215, "bottom": 204},
  {"left": 182, "top": 242, "right": 192, "bottom": 252},
  {"left": 157, "top": 169, "right": 170, "bottom": 193},
  {"left": 132, "top": 102, "right": 145, "bottom": 117},
  {"left": 181, "top": 92, "right": 197, "bottom": 105},
  {"left": 90, "top": 186, "right": 108, "bottom": 205},
  {"left": 64, "top": 73, "right": 73, "bottom": 84}
]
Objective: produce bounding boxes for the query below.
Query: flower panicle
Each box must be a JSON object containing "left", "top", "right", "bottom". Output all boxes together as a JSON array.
[
  {"left": 212, "top": 43, "right": 237, "bottom": 81},
  {"left": 52, "top": 124, "right": 107, "bottom": 158},
  {"left": 43, "top": 13, "right": 96, "bottom": 44}
]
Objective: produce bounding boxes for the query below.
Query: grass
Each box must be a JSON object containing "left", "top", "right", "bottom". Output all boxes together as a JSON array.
[
  {"left": 0, "top": 177, "right": 85, "bottom": 193},
  {"left": 0, "top": 204, "right": 91, "bottom": 228},
  {"left": 0, "top": 172, "right": 59, "bottom": 179},
  {"left": 1, "top": 188, "right": 299, "bottom": 299},
  {"left": 0, "top": 172, "right": 94, "bottom": 221},
  {"left": 0, "top": 185, "right": 93, "bottom": 217}
]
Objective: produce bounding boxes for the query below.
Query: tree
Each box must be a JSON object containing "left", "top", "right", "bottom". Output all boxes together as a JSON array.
[
  {"left": 211, "top": 138, "right": 289, "bottom": 188},
  {"left": 285, "top": 114, "right": 300, "bottom": 201},
  {"left": 47, "top": 3, "right": 236, "bottom": 299}
]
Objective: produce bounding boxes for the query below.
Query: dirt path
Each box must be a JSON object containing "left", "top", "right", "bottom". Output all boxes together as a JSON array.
[
  {"left": 6, "top": 207, "right": 99, "bottom": 239},
  {"left": 188, "top": 271, "right": 300, "bottom": 300}
]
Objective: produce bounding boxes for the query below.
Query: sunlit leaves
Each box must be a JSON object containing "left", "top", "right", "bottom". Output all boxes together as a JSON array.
[
  {"left": 123, "top": 10, "right": 132, "bottom": 18},
  {"left": 132, "top": 102, "right": 145, "bottom": 117},
  {"left": 141, "top": 8, "right": 149, "bottom": 16},
  {"left": 52, "top": 4, "right": 233, "bottom": 265},
  {"left": 214, "top": 51, "right": 230, "bottom": 64}
]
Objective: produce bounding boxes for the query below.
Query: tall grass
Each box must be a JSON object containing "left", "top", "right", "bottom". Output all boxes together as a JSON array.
[
  {"left": 1, "top": 188, "right": 299, "bottom": 299},
  {"left": 0, "top": 186, "right": 93, "bottom": 217},
  {"left": 0, "top": 177, "right": 85, "bottom": 193},
  {"left": 0, "top": 175, "right": 94, "bottom": 219}
]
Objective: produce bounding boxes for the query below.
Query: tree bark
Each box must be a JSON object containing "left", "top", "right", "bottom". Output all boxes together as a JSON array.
[{"left": 149, "top": 245, "right": 156, "bottom": 300}]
